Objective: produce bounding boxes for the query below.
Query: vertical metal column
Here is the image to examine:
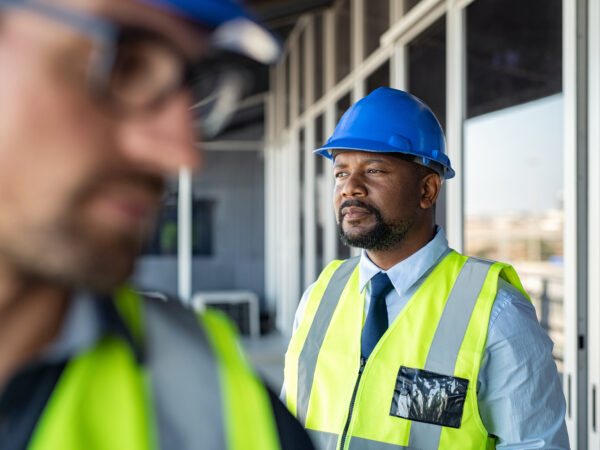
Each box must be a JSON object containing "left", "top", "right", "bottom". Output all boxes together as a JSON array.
[
  {"left": 445, "top": 2, "right": 465, "bottom": 252},
  {"left": 588, "top": 0, "right": 600, "bottom": 445},
  {"left": 323, "top": 9, "right": 338, "bottom": 263},
  {"left": 303, "top": 17, "right": 317, "bottom": 287},
  {"left": 352, "top": 0, "right": 365, "bottom": 101},
  {"left": 177, "top": 167, "right": 193, "bottom": 304},
  {"left": 563, "top": 0, "right": 588, "bottom": 447}
]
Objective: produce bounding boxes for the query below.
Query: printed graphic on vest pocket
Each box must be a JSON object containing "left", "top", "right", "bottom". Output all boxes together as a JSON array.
[{"left": 389, "top": 366, "right": 469, "bottom": 429}]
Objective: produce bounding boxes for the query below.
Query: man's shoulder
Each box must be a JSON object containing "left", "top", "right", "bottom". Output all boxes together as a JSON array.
[{"left": 317, "top": 256, "right": 361, "bottom": 277}]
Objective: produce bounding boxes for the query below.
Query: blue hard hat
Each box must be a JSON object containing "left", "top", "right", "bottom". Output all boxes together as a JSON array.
[
  {"left": 138, "top": 0, "right": 281, "bottom": 64},
  {"left": 315, "top": 87, "right": 454, "bottom": 179}
]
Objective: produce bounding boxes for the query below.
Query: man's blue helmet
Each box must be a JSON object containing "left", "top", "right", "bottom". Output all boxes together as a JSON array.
[
  {"left": 138, "top": 0, "right": 281, "bottom": 64},
  {"left": 315, "top": 87, "right": 454, "bottom": 179}
]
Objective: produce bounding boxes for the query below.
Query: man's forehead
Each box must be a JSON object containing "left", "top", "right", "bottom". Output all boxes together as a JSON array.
[{"left": 332, "top": 150, "right": 394, "bottom": 163}]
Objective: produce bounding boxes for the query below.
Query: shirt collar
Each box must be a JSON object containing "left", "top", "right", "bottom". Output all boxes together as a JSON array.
[
  {"left": 41, "top": 290, "right": 139, "bottom": 364},
  {"left": 358, "top": 226, "right": 450, "bottom": 295}
]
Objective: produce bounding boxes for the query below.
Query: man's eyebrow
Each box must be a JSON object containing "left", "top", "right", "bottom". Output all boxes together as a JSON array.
[{"left": 363, "top": 157, "right": 389, "bottom": 163}]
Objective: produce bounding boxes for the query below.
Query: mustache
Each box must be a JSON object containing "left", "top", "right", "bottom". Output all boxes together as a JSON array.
[
  {"left": 71, "top": 168, "right": 165, "bottom": 206},
  {"left": 338, "top": 199, "right": 383, "bottom": 221}
]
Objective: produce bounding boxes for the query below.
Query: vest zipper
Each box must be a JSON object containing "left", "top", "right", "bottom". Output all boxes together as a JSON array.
[{"left": 339, "top": 357, "right": 366, "bottom": 450}]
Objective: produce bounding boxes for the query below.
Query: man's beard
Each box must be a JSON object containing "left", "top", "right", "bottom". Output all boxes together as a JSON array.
[{"left": 337, "top": 200, "right": 413, "bottom": 251}]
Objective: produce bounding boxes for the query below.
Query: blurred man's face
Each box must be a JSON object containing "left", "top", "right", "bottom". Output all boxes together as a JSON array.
[{"left": 0, "top": 0, "right": 205, "bottom": 291}]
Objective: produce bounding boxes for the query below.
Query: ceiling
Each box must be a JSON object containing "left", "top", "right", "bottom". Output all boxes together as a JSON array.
[
  {"left": 247, "top": 0, "right": 333, "bottom": 40},
  {"left": 210, "top": 0, "right": 333, "bottom": 142}
]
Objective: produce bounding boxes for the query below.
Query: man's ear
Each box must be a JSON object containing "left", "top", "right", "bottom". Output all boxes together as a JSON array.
[{"left": 420, "top": 173, "right": 441, "bottom": 209}]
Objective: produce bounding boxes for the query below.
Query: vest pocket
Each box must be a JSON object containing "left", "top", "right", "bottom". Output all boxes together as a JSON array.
[{"left": 389, "top": 366, "right": 469, "bottom": 429}]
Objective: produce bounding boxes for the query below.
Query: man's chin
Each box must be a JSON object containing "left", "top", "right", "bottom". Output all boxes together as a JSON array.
[
  {"left": 75, "top": 240, "right": 140, "bottom": 292},
  {"left": 339, "top": 228, "right": 374, "bottom": 249}
]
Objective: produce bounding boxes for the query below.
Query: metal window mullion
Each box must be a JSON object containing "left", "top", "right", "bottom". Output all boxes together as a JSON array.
[
  {"left": 272, "top": 62, "right": 285, "bottom": 328},
  {"left": 351, "top": 0, "right": 365, "bottom": 106},
  {"left": 394, "top": 3, "right": 447, "bottom": 47},
  {"left": 277, "top": 130, "right": 301, "bottom": 334},
  {"left": 288, "top": 129, "right": 302, "bottom": 333},
  {"left": 302, "top": 16, "right": 318, "bottom": 286},
  {"left": 391, "top": 41, "right": 407, "bottom": 90},
  {"left": 177, "top": 167, "right": 193, "bottom": 304},
  {"left": 264, "top": 68, "right": 276, "bottom": 312},
  {"left": 589, "top": 0, "right": 600, "bottom": 445},
  {"left": 390, "top": 0, "right": 401, "bottom": 23},
  {"left": 323, "top": 9, "right": 338, "bottom": 264},
  {"left": 563, "top": 0, "right": 589, "bottom": 447},
  {"left": 351, "top": 0, "right": 365, "bottom": 69},
  {"left": 264, "top": 142, "right": 275, "bottom": 311},
  {"left": 304, "top": 120, "right": 317, "bottom": 287},
  {"left": 305, "top": 16, "right": 316, "bottom": 110},
  {"left": 444, "top": 1, "right": 465, "bottom": 252},
  {"left": 290, "top": 41, "right": 300, "bottom": 127},
  {"left": 381, "top": 0, "right": 444, "bottom": 47}
]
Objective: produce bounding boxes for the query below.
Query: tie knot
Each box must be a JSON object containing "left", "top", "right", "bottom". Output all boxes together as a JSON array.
[{"left": 370, "top": 272, "right": 393, "bottom": 300}]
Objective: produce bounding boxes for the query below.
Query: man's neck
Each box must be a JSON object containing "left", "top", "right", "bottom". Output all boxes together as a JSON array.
[
  {"left": 366, "top": 224, "right": 436, "bottom": 271},
  {"left": 0, "top": 263, "right": 70, "bottom": 391}
]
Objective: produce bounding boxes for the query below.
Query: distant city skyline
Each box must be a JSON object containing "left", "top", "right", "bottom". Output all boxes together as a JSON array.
[{"left": 465, "top": 93, "right": 563, "bottom": 217}]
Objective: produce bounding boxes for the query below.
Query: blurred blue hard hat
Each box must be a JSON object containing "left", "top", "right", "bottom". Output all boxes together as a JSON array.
[
  {"left": 138, "top": 0, "right": 281, "bottom": 64},
  {"left": 315, "top": 87, "right": 454, "bottom": 179}
]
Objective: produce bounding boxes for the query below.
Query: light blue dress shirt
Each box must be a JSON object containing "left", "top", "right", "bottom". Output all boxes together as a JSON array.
[{"left": 288, "top": 227, "right": 569, "bottom": 449}]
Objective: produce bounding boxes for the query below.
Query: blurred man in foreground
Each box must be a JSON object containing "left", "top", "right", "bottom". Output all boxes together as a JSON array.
[{"left": 0, "top": 0, "right": 313, "bottom": 448}]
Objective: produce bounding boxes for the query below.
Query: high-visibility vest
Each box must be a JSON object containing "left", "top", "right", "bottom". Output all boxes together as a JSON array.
[
  {"left": 27, "top": 287, "right": 281, "bottom": 450},
  {"left": 284, "top": 251, "right": 528, "bottom": 450}
]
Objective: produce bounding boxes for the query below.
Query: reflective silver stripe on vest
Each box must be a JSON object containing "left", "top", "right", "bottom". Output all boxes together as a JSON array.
[
  {"left": 408, "top": 257, "right": 493, "bottom": 450},
  {"left": 297, "top": 257, "right": 361, "bottom": 425},
  {"left": 348, "top": 436, "right": 412, "bottom": 450},
  {"left": 308, "top": 429, "right": 340, "bottom": 450},
  {"left": 144, "top": 299, "right": 226, "bottom": 450}
]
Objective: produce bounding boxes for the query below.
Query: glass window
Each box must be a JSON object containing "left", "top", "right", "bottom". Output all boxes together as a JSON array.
[
  {"left": 403, "top": 0, "right": 423, "bottom": 15},
  {"left": 315, "top": 115, "right": 326, "bottom": 271},
  {"left": 314, "top": 13, "right": 324, "bottom": 101},
  {"left": 407, "top": 17, "right": 446, "bottom": 129},
  {"left": 366, "top": 60, "right": 390, "bottom": 95},
  {"left": 465, "top": 0, "right": 563, "bottom": 370},
  {"left": 284, "top": 55, "right": 290, "bottom": 128},
  {"left": 335, "top": 93, "right": 352, "bottom": 260},
  {"left": 407, "top": 17, "right": 447, "bottom": 229},
  {"left": 335, "top": 0, "right": 351, "bottom": 83},
  {"left": 365, "top": 0, "right": 390, "bottom": 56},
  {"left": 144, "top": 192, "right": 214, "bottom": 257}
]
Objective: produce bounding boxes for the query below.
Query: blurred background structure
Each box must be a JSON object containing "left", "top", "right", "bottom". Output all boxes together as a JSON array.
[{"left": 132, "top": 0, "right": 600, "bottom": 448}]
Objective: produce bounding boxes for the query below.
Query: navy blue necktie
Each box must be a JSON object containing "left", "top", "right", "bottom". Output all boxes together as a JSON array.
[{"left": 361, "top": 272, "right": 393, "bottom": 359}]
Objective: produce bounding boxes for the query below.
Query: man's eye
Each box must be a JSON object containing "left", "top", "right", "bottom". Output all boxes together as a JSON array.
[
  {"left": 334, "top": 171, "right": 347, "bottom": 178},
  {"left": 367, "top": 168, "right": 382, "bottom": 174}
]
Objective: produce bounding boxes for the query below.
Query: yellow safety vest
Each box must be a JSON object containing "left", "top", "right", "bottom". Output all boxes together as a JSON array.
[
  {"left": 284, "top": 251, "right": 528, "bottom": 450},
  {"left": 27, "top": 288, "right": 281, "bottom": 450}
]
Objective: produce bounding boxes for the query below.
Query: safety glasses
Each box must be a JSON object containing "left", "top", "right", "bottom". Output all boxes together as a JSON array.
[{"left": 0, "top": 0, "right": 249, "bottom": 138}]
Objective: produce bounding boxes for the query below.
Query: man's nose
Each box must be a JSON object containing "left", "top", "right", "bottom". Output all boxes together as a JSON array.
[
  {"left": 116, "top": 90, "right": 202, "bottom": 174},
  {"left": 341, "top": 172, "right": 367, "bottom": 197}
]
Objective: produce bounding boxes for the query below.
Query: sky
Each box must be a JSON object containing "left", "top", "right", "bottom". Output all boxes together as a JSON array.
[{"left": 464, "top": 93, "right": 564, "bottom": 217}]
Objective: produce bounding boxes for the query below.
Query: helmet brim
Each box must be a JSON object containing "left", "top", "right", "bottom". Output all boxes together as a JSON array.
[{"left": 314, "top": 138, "right": 455, "bottom": 180}]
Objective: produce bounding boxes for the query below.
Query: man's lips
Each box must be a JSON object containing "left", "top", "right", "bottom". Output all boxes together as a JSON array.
[{"left": 341, "top": 206, "right": 373, "bottom": 220}]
